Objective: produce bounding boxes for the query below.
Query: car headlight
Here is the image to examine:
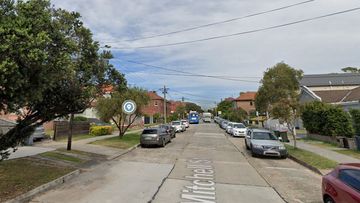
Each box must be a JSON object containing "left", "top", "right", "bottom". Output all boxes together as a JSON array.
[
  {"left": 279, "top": 146, "right": 286, "bottom": 150},
  {"left": 252, "top": 144, "right": 263, "bottom": 149}
]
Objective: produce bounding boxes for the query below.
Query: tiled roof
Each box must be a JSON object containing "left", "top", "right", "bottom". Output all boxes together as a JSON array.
[
  {"left": 235, "top": 92, "right": 257, "bottom": 101},
  {"left": 147, "top": 91, "right": 163, "bottom": 100},
  {"left": 313, "top": 87, "right": 360, "bottom": 103},
  {"left": 301, "top": 73, "right": 360, "bottom": 87}
]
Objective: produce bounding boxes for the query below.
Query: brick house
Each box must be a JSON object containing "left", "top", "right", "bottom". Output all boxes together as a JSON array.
[
  {"left": 142, "top": 91, "right": 170, "bottom": 124},
  {"left": 233, "top": 92, "right": 257, "bottom": 114}
]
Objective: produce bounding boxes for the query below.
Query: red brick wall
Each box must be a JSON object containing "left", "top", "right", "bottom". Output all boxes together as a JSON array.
[{"left": 236, "top": 100, "right": 256, "bottom": 114}]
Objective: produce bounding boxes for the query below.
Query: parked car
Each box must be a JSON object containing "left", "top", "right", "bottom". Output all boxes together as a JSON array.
[
  {"left": 159, "top": 124, "right": 176, "bottom": 138},
  {"left": 322, "top": 163, "right": 360, "bottom": 203},
  {"left": 171, "top": 121, "right": 184, "bottom": 132},
  {"left": 32, "top": 126, "right": 46, "bottom": 141},
  {"left": 181, "top": 119, "right": 189, "bottom": 128},
  {"left": 245, "top": 129, "right": 287, "bottom": 158},
  {"left": 231, "top": 123, "right": 247, "bottom": 137},
  {"left": 140, "top": 128, "right": 171, "bottom": 147},
  {"left": 220, "top": 120, "right": 229, "bottom": 129},
  {"left": 226, "top": 122, "right": 234, "bottom": 134}
]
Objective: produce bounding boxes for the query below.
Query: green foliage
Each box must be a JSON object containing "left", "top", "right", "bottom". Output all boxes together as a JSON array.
[
  {"left": 0, "top": 0, "right": 126, "bottom": 160},
  {"left": 342, "top": 67, "right": 360, "bottom": 73},
  {"left": 73, "top": 116, "right": 88, "bottom": 122},
  {"left": 301, "top": 101, "right": 354, "bottom": 137},
  {"left": 153, "top": 113, "right": 161, "bottom": 123},
  {"left": 350, "top": 109, "right": 360, "bottom": 136},
  {"left": 175, "top": 105, "right": 186, "bottom": 119},
  {"left": 227, "top": 108, "right": 247, "bottom": 123},
  {"left": 96, "top": 87, "right": 150, "bottom": 137},
  {"left": 168, "top": 114, "right": 179, "bottom": 122},
  {"left": 217, "top": 100, "right": 234, "bottom": 119},
  {"left": 185, "top": 102, "right": 203, "bottom": 113},
  {"left": 90, "top": 126, "right": 113, "bottom": 136}
]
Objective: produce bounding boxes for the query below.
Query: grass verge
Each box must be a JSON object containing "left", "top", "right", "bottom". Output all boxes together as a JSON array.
[
  {"left": 56, "top": 134, "right": 94, "bottom": 142},
  {"left": 0, "top": 158, "right": 74, "bottom": 202},
  {"left": 90, "top": 132, "right": 140, "bottom": 149},
  {"left": 285, "top": 145, "right": 338, "bottom": 169},
  {"left": 39, "top": 151, "right": 84, "bottom": 163}
]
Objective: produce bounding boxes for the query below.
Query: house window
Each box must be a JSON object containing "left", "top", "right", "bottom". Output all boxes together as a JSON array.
[
  {"left": 250, "top": 101, "right": 253, "bottom": 106},
  {"left": 154, "top": 101, "right": 158, "bottom": 106}
]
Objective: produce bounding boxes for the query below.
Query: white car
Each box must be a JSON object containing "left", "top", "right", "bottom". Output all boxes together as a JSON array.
[
  {"left": 171, "top": 121, "right": 184, "bottom": 132},
  {"left": 181, "top": 119, "right": 189, "bottom": 128},
  {"left": 231, "top": 123, "right": 247, "bottom": 137},
  {"left": 226, "top": 122, "right": 234, "bottom": 134}
]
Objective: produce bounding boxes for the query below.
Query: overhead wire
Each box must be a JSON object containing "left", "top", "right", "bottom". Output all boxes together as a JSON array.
[
  {"left": 109, "top": 7, "right": 360, "bottom": 49},
  {"left": 104, "top": 0, "right": 315, "bottom": 43}
]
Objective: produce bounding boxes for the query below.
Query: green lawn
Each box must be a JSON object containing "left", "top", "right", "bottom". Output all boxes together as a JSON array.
[
  {"left": 56, "top": 134, "right": 94, "bottom": 142},
  {"left": 40, "top": 151, "right": 84, "bottom": 163},
  {"left": 285, "top": 145, "right": 338, "bottom": 169},
  {"left": 90, "top": 133, "right": 141, "bottom": 149},
  {"left": 299, "top": 137, "right": 338, "bottom": 149},
  {"left": 0, "top": 158, "right": 74, "bottom": 202}
]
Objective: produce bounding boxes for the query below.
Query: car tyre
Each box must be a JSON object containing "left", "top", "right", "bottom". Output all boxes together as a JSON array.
[
  {"left": 161, "top": 139, "right": 166, "bottom": 147},
  {"left": 324, "top": 196, "right": 335, "bottom": 203},
  {"left": 141, "top": 144, "right": 146, "bottom": 148},
  {"left": 245, "top": 141, "right": 250, "bottom": 150},
  {"left": 280, "top": 155, "right": 287, "bottom": 159}
]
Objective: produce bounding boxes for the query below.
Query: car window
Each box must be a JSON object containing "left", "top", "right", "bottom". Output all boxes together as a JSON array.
[
  {"left": 252, "top": 132, "right": 277, "bottom": 140},
  {"left": 142, "top": 129, "right": 158, "bottom": 134},
  {"left": 339, "top": 169, "right": 360, "bottom": 192},
  {"left": 234, "top": 124, "right": 246, "bottom": 128},
  {"left": 172, "top": 121, "right": 180, "bottom": 125}
]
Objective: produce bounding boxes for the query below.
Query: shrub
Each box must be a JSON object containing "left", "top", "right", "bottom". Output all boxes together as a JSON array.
[
  {"left": 90, "top": 126, "right": 113, "bottom": 136},
  {"left": 301, "top": 101, "right": 353, "bottom": 137},
  {"left": 350, "top": 109, "right": 360, "bottom": 136},
  {"left": 73, "top": 116, "right": 88, "bottom": 122}
]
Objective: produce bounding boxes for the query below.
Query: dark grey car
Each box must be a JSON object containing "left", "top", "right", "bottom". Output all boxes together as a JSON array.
[{"left": 140, "top": 128, "right": 171, "bottom": 147}]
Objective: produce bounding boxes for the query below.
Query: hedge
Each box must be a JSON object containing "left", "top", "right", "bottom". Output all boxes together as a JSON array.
[
  {"left": 301, "top": 101, "right": 354, "bottom": 137},
  {"left": 350, "top": 109, "right": 360, "bottom": 136},
  {"left": 90, "top": 126, "right": 113, "bottom": 136},
  {"left": 73, "top": 116, "right": 88, "bottom": 122}
]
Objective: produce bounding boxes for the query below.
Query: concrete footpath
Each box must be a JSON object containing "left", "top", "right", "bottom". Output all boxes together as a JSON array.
[{"left": 290, "top": 140, "right": 360, "bottom": 163}]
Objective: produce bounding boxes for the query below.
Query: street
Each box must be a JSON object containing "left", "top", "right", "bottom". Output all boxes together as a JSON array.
[{"left": 31, "top": 123, "right": 321, "bottom": 203}]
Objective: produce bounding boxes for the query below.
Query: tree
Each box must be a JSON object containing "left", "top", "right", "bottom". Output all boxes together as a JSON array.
[
  {"left": 342, "top": 67, "right": 360, "bottom": 73},
  {"left": 175, "top": 105, "right": 186, "bottom": 119},
  {"left": 255, "top": 62, "right": 303, "bottom": 148},
  {"left": 228, "top": 108, "right": 248, "bottom": 123},
  {"left": 0, "top": 0, "right": 126, "bottom": 160},
  {"left": 217, "top": 100, "right": 234, "bottom": 119},
  {"left": 96, "top": 87, "right": 150, "bottom": 138},
  {"left": 185, "top": 102, "right": 203, "bottom": 113}
]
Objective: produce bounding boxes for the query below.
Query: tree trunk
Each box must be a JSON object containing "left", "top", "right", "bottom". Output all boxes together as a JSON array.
[
  {"left": 67, "top": 113, "right": 74, "bottom": 151},
  {"left": 293, "top": 127, "right": 297, "bottom": 149}
]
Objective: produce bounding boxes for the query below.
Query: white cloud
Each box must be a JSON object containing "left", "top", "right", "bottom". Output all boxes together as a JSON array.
[{"left": 52, "top": 0, "right": 360, "bottom": 108}]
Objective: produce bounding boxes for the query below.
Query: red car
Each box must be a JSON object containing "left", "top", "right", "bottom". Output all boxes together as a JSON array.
[{"left": 322, "top": 163, "right": 360, "bottom": 203}]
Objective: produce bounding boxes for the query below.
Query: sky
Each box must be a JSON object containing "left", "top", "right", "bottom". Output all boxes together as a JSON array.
[{"left": 51, "top": 0, "right": 360, "bottom": 109}]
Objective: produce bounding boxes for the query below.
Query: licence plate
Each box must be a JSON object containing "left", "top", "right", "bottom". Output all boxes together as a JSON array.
[{"left": 144, "top": 137, "right": 152, "bottom": 140}]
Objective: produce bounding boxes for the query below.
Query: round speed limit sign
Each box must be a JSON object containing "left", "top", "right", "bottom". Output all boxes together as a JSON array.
[{"left": 122, "top": 100, "right": 137, "bottom": 115}]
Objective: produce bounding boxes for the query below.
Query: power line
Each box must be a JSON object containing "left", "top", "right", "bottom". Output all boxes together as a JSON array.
[
  {"left": 104, "top": 0, "right": 315, "bottom": 43},
  {"left": 171, "top": 89, "right": 216, "bottom": 100},
  {"left": 109, "top": 7, "right": 360, "bottom": 50},
  {"left": 112, "top": 59, "right": 261, "bottom": 83}
]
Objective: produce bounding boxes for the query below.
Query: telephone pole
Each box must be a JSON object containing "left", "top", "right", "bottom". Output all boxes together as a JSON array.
[{"left": 160, "top": 85, "right": 169, "bottom": 123}]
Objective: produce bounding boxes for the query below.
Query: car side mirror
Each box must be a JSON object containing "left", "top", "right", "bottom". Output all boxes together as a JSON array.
[
  {"left": 278, "top": 137, "right": 283, "bottom": 142},
  {"left": 246, "top": 135, "right": 251, "bottom": 139}
]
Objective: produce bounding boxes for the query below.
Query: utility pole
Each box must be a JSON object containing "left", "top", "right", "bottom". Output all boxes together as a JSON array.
[{"left": 160, "top": 85, "right": 169, "bottom": 123}]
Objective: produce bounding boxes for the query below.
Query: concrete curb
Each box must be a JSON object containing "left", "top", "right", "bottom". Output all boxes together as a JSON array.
[
  {"left": 5, "top": 169, "right": 80, "bottom": 203},
  {"left": 287, "top": 154, "right": 323, "bottom": 175},
  {"left": 107, "top": 143, "right": 141, "bottom": 160}
]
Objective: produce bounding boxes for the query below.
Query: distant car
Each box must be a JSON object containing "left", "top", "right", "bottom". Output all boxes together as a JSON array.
[
  {"left": 181, "top": 119, "right": 189, "bottom": 128},
  {"left": 140, "top": 128, "right": 171, "bottom": 147},
  {"left": 159, "top": 124, "right": 176, "bottom": 138},
  {"left": 322, "top": 163, "right": 360, "bottom": 203},
  {"left": 221, "top": 120, "right": 229, "bottom": 129},
  {"left": 171, "top": 121, "right": 184, "bottom": 132},
  {"left": 226, "top": 122, "right": 234, "bottom": 134},
  {"left": 32, "top": 126, "right": 46, "bottom": 141},
  {"left": 231, "top": 123, "right": 247, "bottom": 137},
  {"left": 245, "top": 129, "right": 287, "bottom": 158}
]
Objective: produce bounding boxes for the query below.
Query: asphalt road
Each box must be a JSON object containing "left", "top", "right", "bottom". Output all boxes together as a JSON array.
[{"left": 31, "top": 123, "right": 322, "bottom": 203}]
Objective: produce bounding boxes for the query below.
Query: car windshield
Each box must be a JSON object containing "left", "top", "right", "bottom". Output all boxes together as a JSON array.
[
  {"left": 142, "top": 129, "right": 158, "bottom": 134},
  {"left": 172, "top": 121, "right": 180, "bottom": 125},
  {"left": 234, "top": 124, "right": 246, "bottom": 128},
  {"left": 252, "top": 132, "right": 277, "bottom": 140},
  {"left": 181, "top": 121, "right": 186, "bottom": 124}
]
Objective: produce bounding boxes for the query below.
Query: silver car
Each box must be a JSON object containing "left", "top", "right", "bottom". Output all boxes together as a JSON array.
[
  {"left": 231, "top": 123, "right": 247, "bottom": 137},
  {"left": 171, "top": 121, "right": 184, "bottom": 132},
  {"left": 245, "top": 129, "right": 287, "bottom": 158},
  {"left": 140, "top": 128, "right": 171, "bottom": 147}
]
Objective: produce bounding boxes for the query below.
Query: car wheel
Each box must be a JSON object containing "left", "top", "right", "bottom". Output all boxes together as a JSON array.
[
  {"left": 141, "top": 144, "right": 146, "bottom": 148},
  {"left": 280, "top": 155, "right": 288, "bottom": 159},
  {"left": 245, "top": 141, "right": 250, "bottom": 150},
  {"left": 324, "top": 196, "right": 335, "bottom": 203},
  {"left": 161, "top": 139, "right": 166, "bottom": 147},
  {"left": 251, "top": 149, "right": 257, "bottom": 157}
]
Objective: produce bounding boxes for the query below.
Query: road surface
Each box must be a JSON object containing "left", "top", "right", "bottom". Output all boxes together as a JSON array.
[{"left": 31, "top": 123, "right": 321, "bottom": 203}]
